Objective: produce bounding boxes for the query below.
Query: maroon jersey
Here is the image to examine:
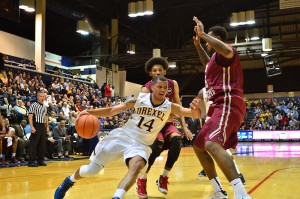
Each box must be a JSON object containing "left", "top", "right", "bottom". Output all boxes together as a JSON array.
[
  {"left": 144, "top": 78, "right": 175, "bottom": 102},
  {"left": 194, "top": 46, "right": 246, "bottom": 150},
  {"left": 205, "top": 46, "right": 245, "bottom": 116}
]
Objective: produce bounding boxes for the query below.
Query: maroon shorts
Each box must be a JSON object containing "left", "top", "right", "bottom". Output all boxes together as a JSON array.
[
  {"left": 156, "top": 122, "right": 180, "bottom": 141},
  {"left": 194, "top": 104, "right": 245, "bottom": 150},
  {"left": 154, "top": 122, "right": 180, "bottom": 150}
]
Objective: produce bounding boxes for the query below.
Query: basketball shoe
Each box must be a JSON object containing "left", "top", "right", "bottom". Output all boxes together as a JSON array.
[
  {"left": 156, "top": 175, "right": 169, "bottom": 195},
  {"left": 136, "top": 178, "right": 148, "bottom": 198},
  {"left": 11, "top": 156, "right": 20, "bottom": 164},
  {"left": 54, "top": 176, "right": 75, "bottom": 199},
  {"left": 0, "top": 157, "right": 9, "bottom": 165},
  {"left": 207, "top": 190, "right": 229, "bottom": 199},
  {"left": 198, "top": 169, "right": 207, "bottom": 177},
  {"left": 239, "top": 173, "right": 246, "bottom": 185}
]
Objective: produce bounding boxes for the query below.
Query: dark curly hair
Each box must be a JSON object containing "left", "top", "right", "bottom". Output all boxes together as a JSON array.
[
  {"left": 144, "top": 57, "right": 169, "bottom": 73},
  {"left": 208, "top": 26, "right": 228, "bottom": 42}
]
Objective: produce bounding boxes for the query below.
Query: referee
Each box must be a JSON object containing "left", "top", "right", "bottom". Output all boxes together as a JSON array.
[{"left": 28, "top": 90, "right": 49, "bottom": 167}]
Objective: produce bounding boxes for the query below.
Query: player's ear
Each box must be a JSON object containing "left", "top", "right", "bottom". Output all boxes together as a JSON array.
[
  {"left": 162, "top": 70, "right": 166, "bottom": 75},
  {"left": 148, "top": 71, "right": 152, "bottom": 77}
]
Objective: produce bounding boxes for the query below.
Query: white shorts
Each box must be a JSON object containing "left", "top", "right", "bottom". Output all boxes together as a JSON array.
[{"left": 89, "top": 128, "right": 152, "bottom": 167}]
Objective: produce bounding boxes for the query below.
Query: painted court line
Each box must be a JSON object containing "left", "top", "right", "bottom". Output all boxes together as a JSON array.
[{"left": 248, "top": 167, "right": 299, "bottom": 194}]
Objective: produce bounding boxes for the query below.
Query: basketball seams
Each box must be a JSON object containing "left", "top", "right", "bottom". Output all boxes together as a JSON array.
[
  {"left": 83, "top": 115, "right": 88, "bottom": 137},
  {"left": 91, "top": 116, "right": 95, "bottom": 138}
]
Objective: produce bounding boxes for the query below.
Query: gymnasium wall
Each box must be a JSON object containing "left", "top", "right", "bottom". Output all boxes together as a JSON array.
[{"left": 0, "top": 30, "right": 35, "bottom": 60}]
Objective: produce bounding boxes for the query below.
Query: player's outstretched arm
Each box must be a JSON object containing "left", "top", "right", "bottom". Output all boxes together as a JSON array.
[
  {"left": 193, "top": 16, "right": 234, "bottom": 59},
  {"left": 86, "top": 98, "right": 136, "bottom": 117},
  {"left": 193, "top": 26, "right": 210, "bottom": 67},
  {"left": 171, "top": 99, "right": 201, "bottom": 119}
]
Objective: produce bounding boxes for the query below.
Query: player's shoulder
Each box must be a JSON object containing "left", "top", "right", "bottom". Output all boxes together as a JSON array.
[{"left": 144, "top": 80, "right": 152, "bottom": 86}]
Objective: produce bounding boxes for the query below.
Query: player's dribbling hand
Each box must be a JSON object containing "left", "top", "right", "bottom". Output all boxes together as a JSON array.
[{"left": 76, "top": 110, "right": 89, "bottom": 120}]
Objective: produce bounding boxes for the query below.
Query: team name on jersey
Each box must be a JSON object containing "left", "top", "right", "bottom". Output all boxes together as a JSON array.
[
  {"left": 206, "top": 87, "right": 216, "bottom": 99},
  {"left": 133, "top": 107, "right": 166, "bottom": 121}
]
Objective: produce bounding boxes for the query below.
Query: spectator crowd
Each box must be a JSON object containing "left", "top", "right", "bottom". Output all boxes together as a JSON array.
[
  {"left": 244, "top": 97, "right": 300, "bottom": 130},
  {"left": 0, "top": 66, "right": 130, "bottom": 166}
]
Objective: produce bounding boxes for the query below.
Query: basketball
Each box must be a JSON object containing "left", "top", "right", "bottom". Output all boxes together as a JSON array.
[{"left": 75, "top": 114, "right": 101, "bottom": 139}]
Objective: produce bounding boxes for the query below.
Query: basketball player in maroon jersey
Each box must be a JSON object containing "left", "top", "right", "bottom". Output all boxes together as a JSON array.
[
  {"left": 136, "top": 57, "right": 193, "bottom": 198},
  {"left": 192, "top": 16, "right": 251, "bottom": 199}
]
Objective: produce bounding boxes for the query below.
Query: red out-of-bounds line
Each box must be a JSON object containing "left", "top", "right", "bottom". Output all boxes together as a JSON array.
[{"left": 248, "top": 167, "right": 292, "bottom": 194}]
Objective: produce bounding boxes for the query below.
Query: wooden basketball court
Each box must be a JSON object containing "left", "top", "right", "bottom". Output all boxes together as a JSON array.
[{"left": 1, "top": 142, "right": 299, "bottom": 199}]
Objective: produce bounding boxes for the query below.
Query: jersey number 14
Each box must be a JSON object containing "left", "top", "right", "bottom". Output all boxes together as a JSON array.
[{"left": 137, "top": 116, "right": 154, "bottom": 132}]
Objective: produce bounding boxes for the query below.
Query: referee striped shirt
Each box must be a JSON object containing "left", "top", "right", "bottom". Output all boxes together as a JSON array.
[{"left": 28, "top": 102, "right": 48, "bottom": 123}]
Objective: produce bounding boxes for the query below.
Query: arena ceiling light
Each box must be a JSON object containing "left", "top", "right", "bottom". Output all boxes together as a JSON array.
[
  {"left": 127, "top": 43, "right": 136, "bottom": 54},
  {"left": 76, "top": 19, "right": 92, "bottom": 35},
  {"left": 250, "top": 28, "right": 260, "bottom": 40},
  {"left": 169, "top": 62, "right": 176, "bottom": 68},
  {"left": 128, "top": 0, "right": 153, "bottom": 17},
  {"left": 128, "top": 2, "right": 137, "bottom": 17},
  {"left": 230, "top": 10, "right": 255, "bottom": 26},
  {"left": 246, "top": 10, "right": 255, "bottom": 24},
  {"left": 19, "top": 0, "right": 35, "bottom": 12},
  {"left": 144, "top": 0, "right": 154, "bottom": 15}
]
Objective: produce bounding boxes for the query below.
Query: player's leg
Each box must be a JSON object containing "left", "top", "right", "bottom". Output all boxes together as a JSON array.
[
  {"left": 156, "top": 133, "right": 181, "bottom": 195},
  {"left": 54, "top": 161, "right": 104, "bottom": 199},
  {"left": 193, "top": 145, "right": 228, "bottom": 199},
  {"left": 114, "top": 156, "right": 146, "bottom": 199},
  {"left": 226, "top": 149, "right": 246, "bottom": 184},
  {"left": 193, "top": 119, "right": 228, "bottom": 199},
  {"left": 54, "top": 131, "right": 123, "bottom": 199},
  {"left": 146, "top": 138, "right": 164, "bottom": 174},
  {"left": 137, "top": 134, "right": 164, "bottom": 198},
  {"left": 115, "top": 141, "right": 151, "bottom": 199},
  {"left": 203, "top": 106, "right": 251, "bottom": 199}
]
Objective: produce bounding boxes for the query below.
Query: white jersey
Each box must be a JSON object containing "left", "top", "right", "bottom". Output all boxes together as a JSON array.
[{"left": 122, "top": 93, "right": 172, "bottom": 145}]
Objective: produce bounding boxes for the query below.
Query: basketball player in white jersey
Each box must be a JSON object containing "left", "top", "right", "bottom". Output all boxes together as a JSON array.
[
  {"left": 197, "top": 88, "right": 246, "bottom": 183},
  {"left": 54, "top": 75, "right": 201, "bottom": 199}
]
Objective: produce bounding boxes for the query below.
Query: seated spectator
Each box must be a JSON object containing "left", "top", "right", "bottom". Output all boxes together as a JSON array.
[
  {"left": 56, "top": 111, "right": 65, "bottom": 123},
  {"left": 0, "top": 72, "right": 9, "bottom": 87},
  {"left": 12, "top": 120, "right": 30, "bottom": 162},
  {"left": 52, "top": 120, "right": 72, "bottom": 158},
  {"left": 1, "top": 88, "right": 17, "bottom": 117},
  {"left": 48, "top": 111, "right": 58, "bottom": 130},
  {"left": 13, "top": 100, "right": 28, "bottom": 123},
  {"left": 0, "top": 118, "right": 19, "bottom": 164},
  {"left": 61, "top": 102, "right": 70, "bottom": 118},
  {"left": 19, "top": 83, "right": 31, "bottom": 101},
  {"left": 46, "top": 126, "right": 63, "bottom": 159}
]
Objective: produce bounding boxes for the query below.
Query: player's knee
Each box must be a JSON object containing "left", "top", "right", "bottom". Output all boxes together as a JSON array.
[
  {"left": 129, "top": 159, "right": 145, "bottom": 173},
  {"left": 170, "top": 135, "right": 181, "bottom": 146},
  {"left": 151, "top": 140, "right": 164, "bottom": 156},
  {"left": 204, "top": 141, "right": 220, "bottom": 155},
  {"left": 79, "top": 162, "right": 103, "bottom": 177},
  {"left": 168, "top": 136, "right": 181, "bottom": 155},
  {"left": 193, "top": 144, "right": 205, "bottom": 154}
]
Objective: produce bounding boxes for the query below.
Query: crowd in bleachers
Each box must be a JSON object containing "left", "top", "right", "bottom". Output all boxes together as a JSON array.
[
  {"left": 0, "top": 61, "right": 130, "bottom": 166},
  {"left": 243, "top": 97, "right": 300, "bottom": 130}
]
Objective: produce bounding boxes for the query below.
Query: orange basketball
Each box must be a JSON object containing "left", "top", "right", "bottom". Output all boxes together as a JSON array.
[{"left": 75, "top": 114, "right": 100, "bottom": 139}]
